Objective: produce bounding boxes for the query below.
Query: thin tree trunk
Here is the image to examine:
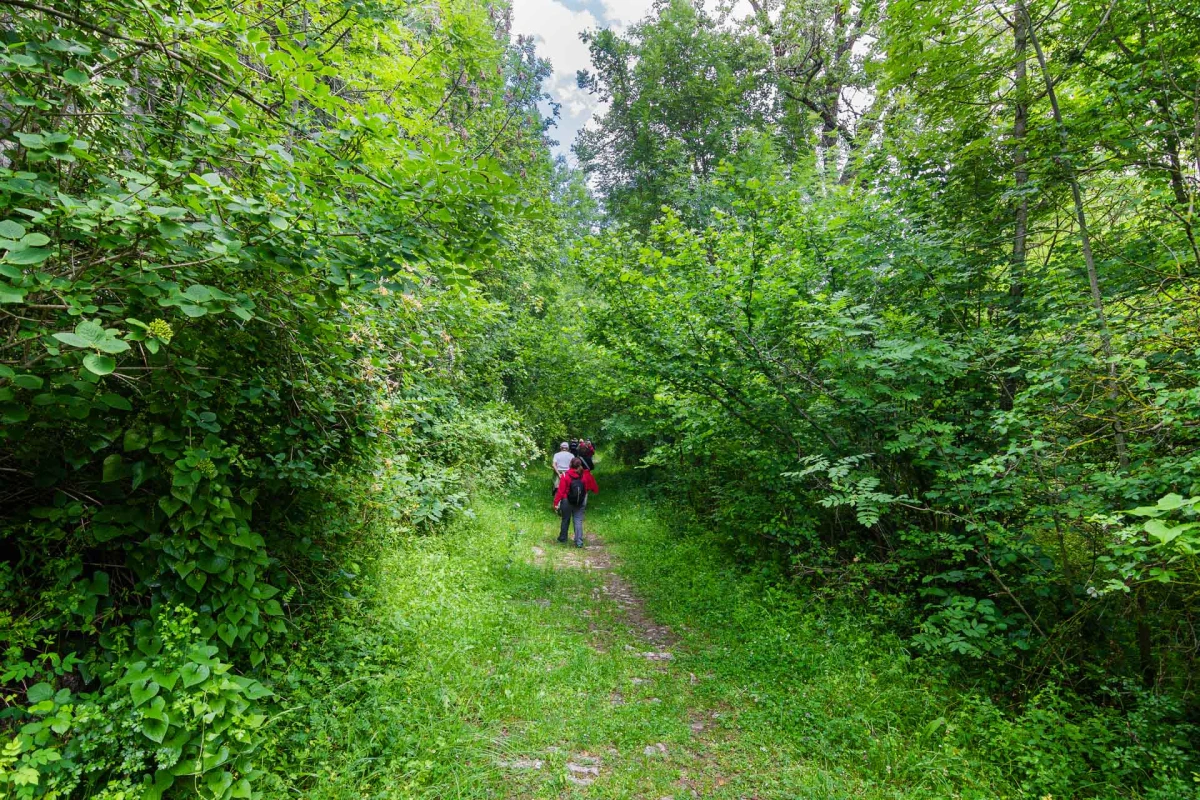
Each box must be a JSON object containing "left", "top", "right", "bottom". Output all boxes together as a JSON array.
[
  {"left": 1003, "top": 4, "right": 1030, "bottom": 411},
  {"left": 1023, "top": 2, "right": 1128, "bottom": 470}
]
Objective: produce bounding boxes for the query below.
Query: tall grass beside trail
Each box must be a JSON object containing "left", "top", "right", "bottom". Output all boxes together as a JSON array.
[
  {"left": 600, "top": 465, "right": 1199, "bottom": 800},
  {"left": 256, "top": 491, "right": 572, "bottom": 798}
]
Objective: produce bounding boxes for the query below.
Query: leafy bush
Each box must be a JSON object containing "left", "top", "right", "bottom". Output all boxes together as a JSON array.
[{"left": 0, "top": 0, "right": 559, "bottom": 795}]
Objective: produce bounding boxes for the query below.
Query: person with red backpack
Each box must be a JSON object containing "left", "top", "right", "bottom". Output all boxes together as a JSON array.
[{"left": 554, "top": 457, "right": 599, "bottom": 547}]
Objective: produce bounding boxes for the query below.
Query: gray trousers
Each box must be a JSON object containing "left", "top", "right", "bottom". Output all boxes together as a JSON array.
[{"left": 558, "top": 501, "right": 585, "bottom": 545}]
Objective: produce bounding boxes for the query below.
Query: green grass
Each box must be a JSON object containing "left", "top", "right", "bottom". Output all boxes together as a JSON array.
[{"left": 258, "top": 464, "right": 1174, "bottom": 799}]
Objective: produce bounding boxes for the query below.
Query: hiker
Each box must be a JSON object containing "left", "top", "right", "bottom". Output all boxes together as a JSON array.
[
  {"left": 568, "top": 438, "right": 580, "bottom": 456},
  {"left": 552, "top": 441, "right": 573, "bottom": 499},
  {"left": 554, "top": 457, "right": 598, "bottom": 547},
  {"left": 577, "top": 438, "right": 595, "bottom": 471}
]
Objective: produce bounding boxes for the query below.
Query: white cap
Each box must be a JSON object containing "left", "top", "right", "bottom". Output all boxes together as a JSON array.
[{"left": 560, "top": 442, "right": 569, "bottom": 450}]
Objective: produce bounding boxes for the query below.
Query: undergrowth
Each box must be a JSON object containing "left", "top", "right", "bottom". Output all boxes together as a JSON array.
[
  {"left": 604, "top": 467, "right": 1200, "bottom": 799},
  {"left": 256, "top": 463, "right": 1199, "bottom": 798}
]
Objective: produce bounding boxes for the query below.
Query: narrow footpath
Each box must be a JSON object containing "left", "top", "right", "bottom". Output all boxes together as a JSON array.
[
  {"left": 446, "top": 467, "right": 770, "bottom": 799},
  {"left": 272, "top": 465, "right": 1013, "bottom": 799}
]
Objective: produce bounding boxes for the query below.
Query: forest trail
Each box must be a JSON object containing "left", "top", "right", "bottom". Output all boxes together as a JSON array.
[
  {"left": 458, "top": 475, "right": 763, "bottom": 799},
  {"left": 273, "top": 464, "right": 1003, "bottom": 799}
]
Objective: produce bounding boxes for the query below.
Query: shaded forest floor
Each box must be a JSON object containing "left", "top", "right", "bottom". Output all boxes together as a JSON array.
[{"left": 260, "top": 465, "right": 1024, "bottom": 798}]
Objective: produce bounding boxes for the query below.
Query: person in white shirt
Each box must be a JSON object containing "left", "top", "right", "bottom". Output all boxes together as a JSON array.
[
  {"left": 552, "top": 442, "right": 573, "bottom": 506},
  {"left": 552, "top": 442, "right": 573, "bottom": 473}
]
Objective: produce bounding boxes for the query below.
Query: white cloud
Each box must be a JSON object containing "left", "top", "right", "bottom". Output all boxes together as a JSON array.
[
  {"left": 511, "top": 0, "right": 611, "bottom": 159},
  {"left": 510, "top": 0, "right": 756, "bottom": 160},
  {"left": 598, "top": 0, "right": 653, "bottom": 28}
]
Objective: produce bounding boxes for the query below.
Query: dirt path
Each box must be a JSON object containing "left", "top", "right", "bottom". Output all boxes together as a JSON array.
[
  {"left": 492, "top": 507, "right": 743, "bottom": 799},
  {"left": 556, "top": 534, "right": 678, "bottom": 658}
]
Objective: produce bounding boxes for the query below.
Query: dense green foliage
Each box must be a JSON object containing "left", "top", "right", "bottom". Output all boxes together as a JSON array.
[
  {"left": 571, "top": 0, "right": 1200, "bottom": 794},
  {"left": 5, "top": 0, "right": 1200, "bottom": 796},
  {"left": 0, "top": 0, "right": 575, "bottom": 796}
]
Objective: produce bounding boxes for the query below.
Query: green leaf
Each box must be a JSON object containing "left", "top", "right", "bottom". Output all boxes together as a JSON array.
[
  {"left": 96, "top": 337, "right": 130, "bottom": 354},
  {"left": 158, "top": 495, "right": 183, "bottom": 517},
  {"left": 124, "top": 427, "right": 150, "bottom": 451},
  {"left": 153, "top": 668, "right": 180, "bottom": 691},
  {"left": 0, "top": 284, "right": 26, "bottom": 304},
  {"left": 62, "top": 68, "right": 90, "bottom": 86},
  {"left": 1145, "top": 519, "right": 1198, "bottom": 545},
  {"left": 183, "top": 284, "right": 213, "bottom": 302},
  {"left": 20, "top": 232, "right": 50, "bottom": 247},
  {"left": 53, "top": 332, "right": 92, "bottom": 348},
  {"left": 100, "top": 393, "right": 132, "bottom": 410},
  {"left": 185, "top": 570, "right": 207, "bottom": 592},
  {"left": 141, "top": 716, "right": 169, "bottom": 743},
  {"left": 217, "top": 623, "right": 238, "bottom": 647},
  {"left": 1, "top": 403, "right": 29, "bottom": 423},
  {"left": 74, "top": 320, "right": 106, "bottom": 344},
  {"left": 4, "top": 247, "right": 50, "bottom": 265},
  {"left": 0, "top": 220, "right": 26, "bottom": 239},
  {"left": 26, "top": 682, "right": 54, "bottom": 704},
  {"left": 13, "top": 374, "right": 41, "bottom": 390},
  {"left": 102, "top": 454, "right": 123, "bottom": 482},
  {"left": 179, "top": 662, "right": 210, "bottom": 688},
  {"left": 1156, "top": 494, "right": 1187, "bottom": 511},
  {"left": 130, "top": 679, "right": 159, "bottom": 707},
  {"left": 83, "top": 354, "right": 115, "bottom": 375}
]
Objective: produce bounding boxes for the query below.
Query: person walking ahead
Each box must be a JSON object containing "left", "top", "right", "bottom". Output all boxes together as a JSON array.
[
  {"left": 551, "top": 441, "right": 574, "bottom": 500},
  {"left": 552, "top": 442, "right": 573, "bottom": 474},
  {"left": 577, "top": 438, "right": 595, "bottom": 471},
  {"left": 554, "top": 457, "right": 599, "bottom": 547}
]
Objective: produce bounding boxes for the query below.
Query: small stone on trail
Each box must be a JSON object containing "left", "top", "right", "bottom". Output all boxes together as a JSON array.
[
  {"left": 690, "top": 722, "right": 705, "bottom": 733},
  {"left": 568, "top": 763, "right": 600, "bottom": 775},
  {"left": 630, "top": 677, "right": 648, "bottom": 685},
  {"left": 531, "top": 546, "right": 544, "bottom": 557},
  {"left": 500, "top": 758, "right": 543, "bottom": 770},
  {"left": 566, "top": 761, "right": 600, "bottom": 785},
  {"left": 689, "top": 672, "right": 698, "bottom": 685},
  {"left": 641, "top": 651, "right": 673, "bottom": 661},
  {"left": 643, "top": 742, "right": 668, "bottom": 757},
  {"left": 647, "top": 697, "right": 662, "bottom": 704}
]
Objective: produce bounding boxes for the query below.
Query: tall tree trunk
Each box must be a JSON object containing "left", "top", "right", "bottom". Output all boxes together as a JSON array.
[
  {"left": 1003, "top": 4, "right": 1030, "bottom": 411},
  {"left": 1023, "top": 2, "right": 1128, "bottom": 470}
]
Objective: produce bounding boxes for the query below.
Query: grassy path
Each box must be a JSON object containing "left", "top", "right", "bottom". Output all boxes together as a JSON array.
[{"left": 264, "top": 465, "right": 1016, "bottom": 798}]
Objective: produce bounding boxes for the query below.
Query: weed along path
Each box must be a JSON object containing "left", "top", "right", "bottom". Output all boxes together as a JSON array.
[{"left": 273, "top": 464, "right": 1019, "bottom": 798}]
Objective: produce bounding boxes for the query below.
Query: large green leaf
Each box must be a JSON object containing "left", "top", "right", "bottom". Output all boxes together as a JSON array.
[
  {"left": 0, "top": 284, "right": 26, "bottom": 304},
  {"left": 4, "top": 247, "right": 51, "bottom": 265},
  {"left": 129, "top": 679, "right": 159, "bottom": 707},
  {"left": 83, "top": 353, "right": 116, "bottom": 375}
]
